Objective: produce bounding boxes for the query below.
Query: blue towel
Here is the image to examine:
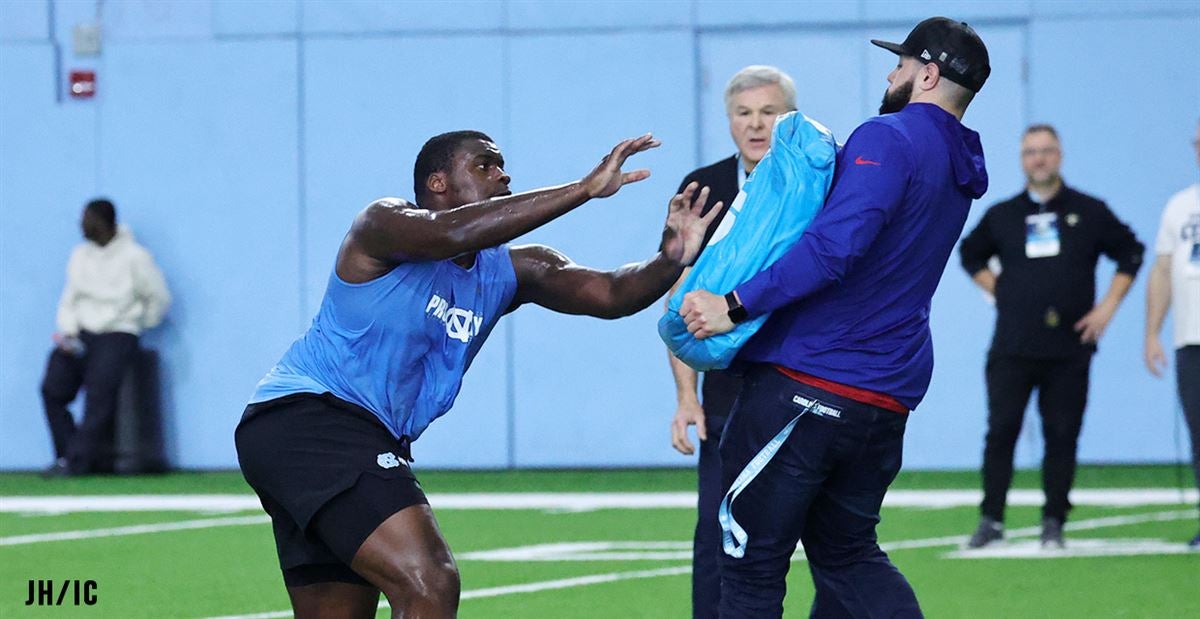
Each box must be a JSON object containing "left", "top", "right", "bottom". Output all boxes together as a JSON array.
[{"left": 658, "top": 111, "right": 837, "bottom": 370}]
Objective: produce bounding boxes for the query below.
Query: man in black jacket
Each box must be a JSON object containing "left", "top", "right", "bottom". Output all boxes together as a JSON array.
[
  {"left": 664, "top": 64, "right": 797, "bottom": 618},
  {"left": 959, "top": 124, "right": 1144, "bottom": 549}
]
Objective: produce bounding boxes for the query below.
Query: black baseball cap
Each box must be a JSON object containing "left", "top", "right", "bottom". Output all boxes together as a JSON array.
[{"left": 871, "top": 17, "right": 991, "bottom": 93}]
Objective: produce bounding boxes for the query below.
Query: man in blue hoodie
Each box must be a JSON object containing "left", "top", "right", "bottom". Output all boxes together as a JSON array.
[{"left": 681, "top": 18, "right": 990, "bottom": 618}]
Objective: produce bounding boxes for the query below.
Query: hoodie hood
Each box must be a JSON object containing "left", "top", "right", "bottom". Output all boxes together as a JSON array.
[{"left": 909, "top": 103, "right": 989, "bottom": 199}]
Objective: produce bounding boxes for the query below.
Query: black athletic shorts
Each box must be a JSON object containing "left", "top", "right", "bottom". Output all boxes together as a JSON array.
[{"left": 234, "top": 392, "right": 428, "bottom": 587}]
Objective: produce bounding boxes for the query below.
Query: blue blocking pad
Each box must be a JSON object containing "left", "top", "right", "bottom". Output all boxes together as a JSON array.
[{"left": 659, "top": 111, "right": 837, "bottom": 371}]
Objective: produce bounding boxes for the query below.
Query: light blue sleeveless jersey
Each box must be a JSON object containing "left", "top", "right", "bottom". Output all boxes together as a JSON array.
[{"left": 250, "top": 245, "right": 518, "bottom": 441}]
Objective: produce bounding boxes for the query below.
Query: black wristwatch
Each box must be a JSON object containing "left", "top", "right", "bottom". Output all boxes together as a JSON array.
[{"left": 725, "top": 291, "right": 748, "bottom": 324}]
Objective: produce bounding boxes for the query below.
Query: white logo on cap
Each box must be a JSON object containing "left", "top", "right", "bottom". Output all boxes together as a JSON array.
[
  {"left": 939, "top": 51, "right": 948, "bottom": 62},
  {"left": 921, "top": 49, "right": 932, "bottom": 60}
]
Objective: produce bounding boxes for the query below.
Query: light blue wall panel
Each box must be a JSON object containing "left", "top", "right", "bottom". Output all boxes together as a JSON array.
[
  {"left": 1030, "top": 16, "right": 1200, "bottom": 463},
  {"left": 0, "top": 44, "right": 98, "bottom": 469},
  {"left": 695, "top": 0, "right": 860, "bottom": 26},
  {"left": 301, "top": 36, "right": 507, "bottom": 313},
  {"left": 0, "top": 0, "right": 48, "bottom": 41},
  {"left": 506, "top": 31, "right": 696, "bottom": 467},
  {"left": 96, "top": 40, "right": 301, "bottom": 468},
  {"left": 1033, "top": 0, "right": 1200, "bottom": 17},
  {"left": 52, "top": 0, "right": 97, "bottom": 44},
  {"left": 507, "top": 0, "right": 691, "bottom": 29},
  {"left": 214, "top": 0, "right": 297, "bottom": 36},
  {"left": 302, "top": 0, "right": 504, "bottom": 33},
  {"left": 101, "top": 0, "right": 213, "bottom": 40},
  {"left": 303, "top": 36, "right": 510, "bottom": 467},
  {"left": 927, "top": 23, "right": 1032, "bottom": 470},
  {"left": 698, "top": 29, "right": 868, "bottom": 163},
  {"left": 861, "top": 0, "right": 1032, "bottom": 21}
]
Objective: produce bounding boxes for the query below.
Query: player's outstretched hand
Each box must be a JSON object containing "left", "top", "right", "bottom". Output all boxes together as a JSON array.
[
  {"left": 582, "top": 134, "right": 661, "bottom": 199},
  {"left": 660, "top": 182, "right": 722, "bottom": 266}
]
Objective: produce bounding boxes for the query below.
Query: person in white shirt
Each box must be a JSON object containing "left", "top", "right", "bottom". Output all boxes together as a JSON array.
[
  {"left": 1144, "top": 121, "right": 1200, "bottom": 548},
  {"left": 41, "top": 198, "right": 170, "bottom": 476}
]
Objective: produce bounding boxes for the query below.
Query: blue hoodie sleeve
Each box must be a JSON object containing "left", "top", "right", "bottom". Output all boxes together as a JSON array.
[{"left": 736, "top": 121, "right": 914, "bottom": 316}]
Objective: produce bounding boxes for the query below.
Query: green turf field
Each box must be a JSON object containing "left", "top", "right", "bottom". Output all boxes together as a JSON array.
[{"left": 1, "top": 465, "right": 1197, "bottom": 618}]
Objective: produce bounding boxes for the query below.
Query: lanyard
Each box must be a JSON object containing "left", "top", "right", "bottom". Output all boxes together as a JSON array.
[{"left": 717, "top": 402, "right": 813, "bottom": 559}]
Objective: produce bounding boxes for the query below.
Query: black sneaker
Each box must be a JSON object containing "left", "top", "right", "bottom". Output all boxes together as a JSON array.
[
  {"left": 1041, "top": 517, "right": 1065, "bottom": 549},
  {"left": 1188, "top": 531, "right": 1200, "bottom": 550},
  {"left": 967, "top": 517, "right": 1004, "bottom": 548}
]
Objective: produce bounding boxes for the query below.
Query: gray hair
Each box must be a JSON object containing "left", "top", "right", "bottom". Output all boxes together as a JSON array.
[{"left": 724, "top": 65, "right": 797, "bottom": 114}]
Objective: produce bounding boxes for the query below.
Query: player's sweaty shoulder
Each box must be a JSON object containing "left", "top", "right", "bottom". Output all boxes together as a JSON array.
[
  {"left": 337, "top": 198, "right": 426, "bottom": 280},
  {"left": 354, "top": 198, "right": 430, "bottom": 236},
  {"left": 365, "top": 197, "right": 421, "bottom": 218}
]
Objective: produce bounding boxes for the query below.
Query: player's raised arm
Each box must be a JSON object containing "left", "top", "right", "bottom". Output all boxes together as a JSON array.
[
  {"left": 507, "top": 182, "right": 721, "bottom": 319},
  {"left": 348, "top": 134, "right": 660, "bottom": 265}
]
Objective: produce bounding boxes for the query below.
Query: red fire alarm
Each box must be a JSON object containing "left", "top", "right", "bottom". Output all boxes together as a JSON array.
[{"left": 69, "top": 70, "right": 96, "bottom": 98}]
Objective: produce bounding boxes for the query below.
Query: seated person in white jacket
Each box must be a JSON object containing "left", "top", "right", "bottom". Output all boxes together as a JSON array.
[{"left": 41, "top": 198, "right": 171, "bottom": 476}]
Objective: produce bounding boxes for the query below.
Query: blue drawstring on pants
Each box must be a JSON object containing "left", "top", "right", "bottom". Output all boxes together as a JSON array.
[{"left": 718, "top": 404, "right": 812, "bottom": 558}]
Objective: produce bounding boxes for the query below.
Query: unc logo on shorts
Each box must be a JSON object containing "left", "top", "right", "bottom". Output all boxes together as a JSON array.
[{"left": 377, "top": 452, "right": 401, "bottom": 469}]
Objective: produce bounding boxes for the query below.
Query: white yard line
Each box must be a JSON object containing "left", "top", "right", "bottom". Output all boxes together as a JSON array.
[
  {"left": 0, "top": 515, "right": 269, "bottom": 546},
  {"left": 1, "top": 490, "right": 1193, "bottom": 547},
  {"left": 459, "top": 565, "right": 694, "bottom": 599},
  {"left": 460, "top": 541, "right": 693, "bottom": 562},
  {"left": 201, "top": 508, "right": 1198, "bottom": 619},
  {"left": 203, "top": 567, "right": 695, "bottom": 619},
  {"left": 0, "top": 494, "right": 263, "bottom": 514},
  {"left": 204, "top": 611, "right": 292, "bottom": 619},
  {"left": 944, "top": 538, "right": 1197, "bottom": 559},
  {"left": 885, "top": 488, "right": 1197, "bottom": 508},
  {"left": 879, "top": 509, "right": 1198, "bottom": 551},
  {"left": 2, "top": 488, "right": 1196, "bottom": 514}
]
